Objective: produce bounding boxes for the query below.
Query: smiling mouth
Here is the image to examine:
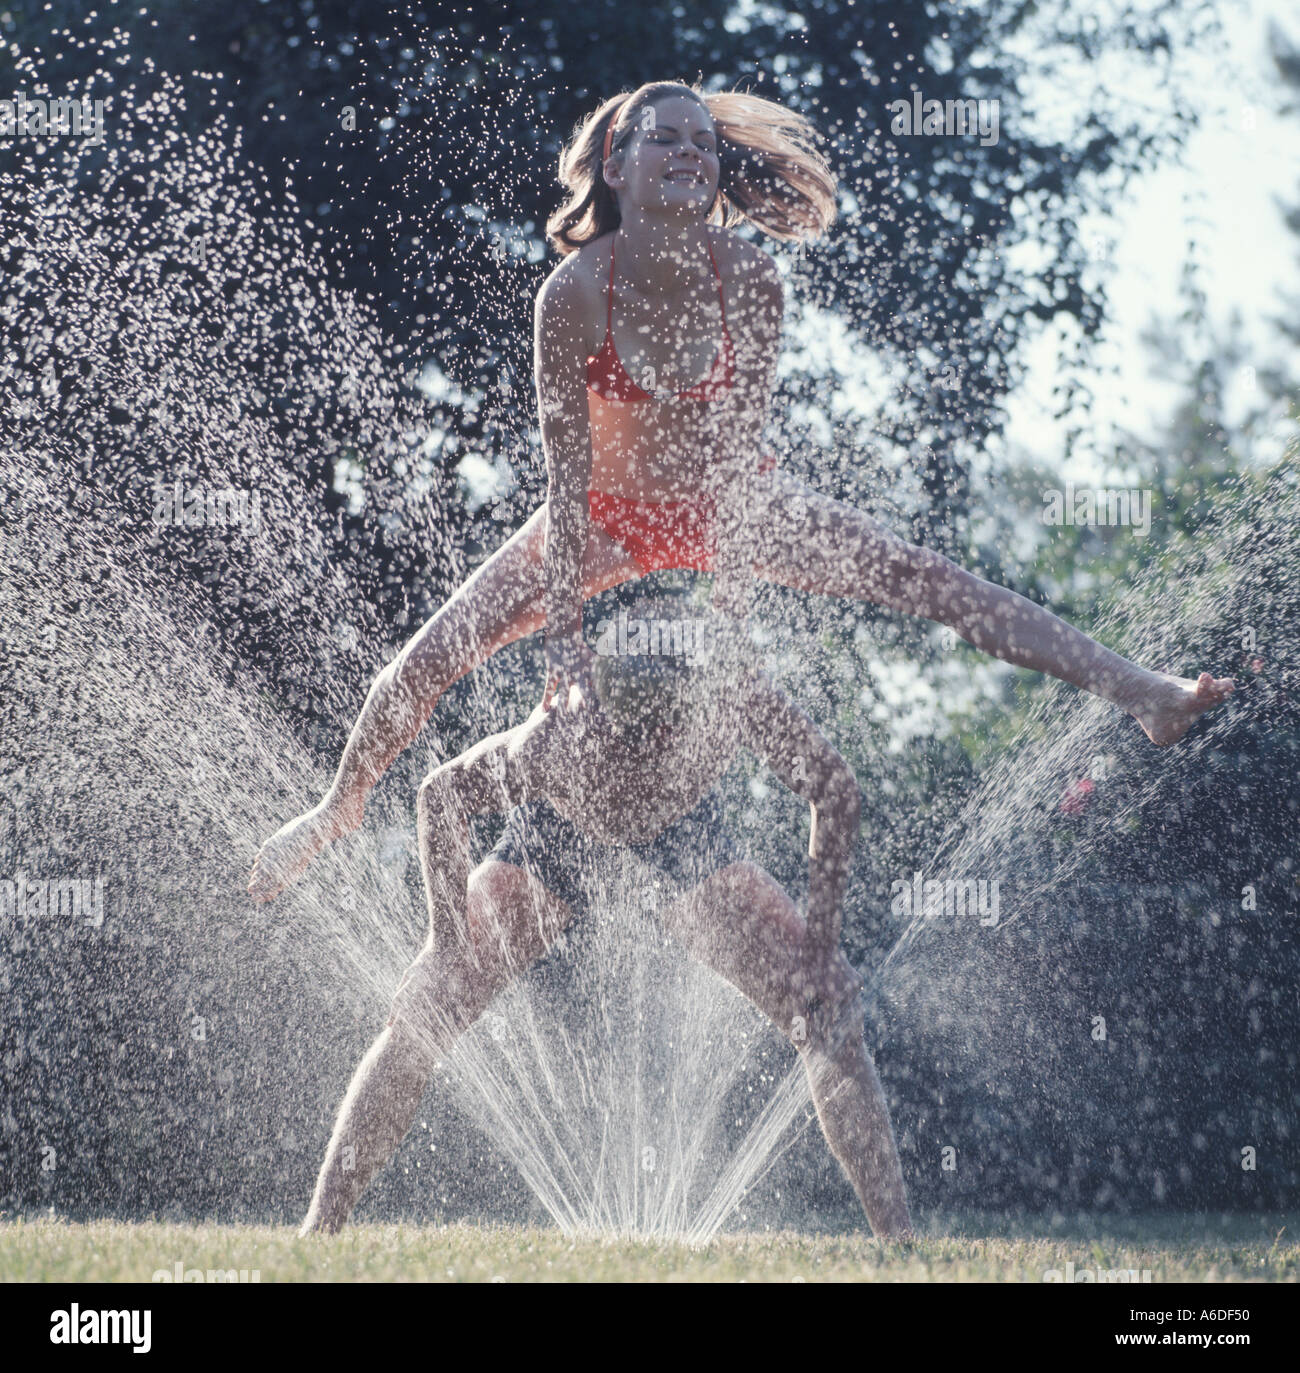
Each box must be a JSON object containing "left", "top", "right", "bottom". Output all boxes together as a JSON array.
[{"left": 664, "top": 172, "right": 706, "bottom": 185}]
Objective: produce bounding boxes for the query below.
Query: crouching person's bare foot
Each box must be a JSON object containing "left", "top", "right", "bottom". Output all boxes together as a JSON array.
[
  {"left": 297, "top": 1211, "right": 341, "bottom": 1238},
  {"left": 1135, "top": 670, "right": 1235, "bottom": 747},
  {"left": 248, "top": 792, "right": 364, "bottom": 903}
]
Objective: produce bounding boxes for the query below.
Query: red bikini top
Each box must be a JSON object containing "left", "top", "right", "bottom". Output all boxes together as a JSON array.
[{"left": 586, "top": 234, "right": 735, "bottom": 403}]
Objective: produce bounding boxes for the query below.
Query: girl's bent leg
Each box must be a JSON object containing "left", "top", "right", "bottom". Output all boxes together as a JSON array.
[
  {"left": 249, "top": 508, "right": 640, "bottom": 901},
  {"left": 752, "top": 473, "right": 1233, "bottom": 745}
]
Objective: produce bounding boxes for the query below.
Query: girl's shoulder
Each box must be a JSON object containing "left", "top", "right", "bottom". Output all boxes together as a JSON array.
[
  {"left": 536, "top": 236, "right": 608, "bottom": 338},
  {"left": 536, "top": 227, "right": 779, "bottom": 318},
  {"left": 710, "top": 224, "right": 766, "bottom": 264},
  {"left": 542, "top": 232, "right": 611, "bottom": 291},
  {"left": 533, "top": 241, "right": 601, "bottom": 345},
  {"left": 710, "top": 226, "right": 783, "bottom": 292}
]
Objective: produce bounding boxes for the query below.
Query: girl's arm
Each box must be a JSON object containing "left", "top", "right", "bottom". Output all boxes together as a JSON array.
[{"left": 534, "top": 264, "right": 597, "bottom": 701}]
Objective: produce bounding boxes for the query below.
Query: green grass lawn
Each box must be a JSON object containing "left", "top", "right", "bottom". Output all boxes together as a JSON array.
[{"left": 2, "top": 1213, "right": 1296, "bottom": 1282}]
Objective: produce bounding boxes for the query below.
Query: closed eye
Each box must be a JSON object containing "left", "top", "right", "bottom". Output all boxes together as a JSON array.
[{"left": 651, "top": 129, "right": 716, "bottom": 148}]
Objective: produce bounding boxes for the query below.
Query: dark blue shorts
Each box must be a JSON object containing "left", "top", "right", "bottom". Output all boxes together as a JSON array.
[{"left": 485, "top": 790, "right": 742, "bottom": 920}]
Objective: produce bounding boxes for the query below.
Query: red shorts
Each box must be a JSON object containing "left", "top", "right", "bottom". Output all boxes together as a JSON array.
[{"left": 588, "top": 453, "right": 778, "bottom": 575}]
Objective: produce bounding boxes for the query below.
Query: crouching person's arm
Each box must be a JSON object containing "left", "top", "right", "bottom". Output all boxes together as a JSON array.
[
  {"left": 416, "top": 710, "right": 555, "bottom": 961},
  {"left": 737, "top": 675, "right": 863, "bottom": 965}
]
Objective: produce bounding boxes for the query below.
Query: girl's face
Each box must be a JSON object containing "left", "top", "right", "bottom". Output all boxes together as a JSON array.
[{"left": 610, "top": 96, "right": 719, "bottom": 215}]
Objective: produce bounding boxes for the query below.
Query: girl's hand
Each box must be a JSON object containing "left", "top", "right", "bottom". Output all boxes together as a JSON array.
[{"left": 542, "top": 634, "right": 598, "bottom": 717}]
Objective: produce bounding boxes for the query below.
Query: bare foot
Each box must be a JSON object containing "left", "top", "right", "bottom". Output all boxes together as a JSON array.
[
  {"left": 248, "top": 795, "right": 363, "bottom": 903},
  {"left": 297, "top": 1214, "right": 341, "bottom": 1238},
  {"left": 1134, "top": 671, "right": 1235, "bottom": 747}
]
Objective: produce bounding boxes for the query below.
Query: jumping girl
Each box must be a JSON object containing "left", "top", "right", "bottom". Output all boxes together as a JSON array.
[{"left": 249, "top": 79, "right": 1233, "bottom": 904}]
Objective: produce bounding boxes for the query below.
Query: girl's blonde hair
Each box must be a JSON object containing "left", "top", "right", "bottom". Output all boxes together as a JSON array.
[{"left": 545, "top": 80, "right": 838, "bottom": 256}]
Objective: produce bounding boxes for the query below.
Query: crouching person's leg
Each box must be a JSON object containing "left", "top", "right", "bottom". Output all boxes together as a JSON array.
[
  {"left": 662, "top": 861, "right": 913, "bottom": 1240},
  {"left": 297, "top": 943, "right": 496, "bottom": 1236},
  {"left": 300, "top": 859, "right": 563, "bottom": 1235},
  {"left": 798, "top": 982, "right": 913, "bottom": 1240}
]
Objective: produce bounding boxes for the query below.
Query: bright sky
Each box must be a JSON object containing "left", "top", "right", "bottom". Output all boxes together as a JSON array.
[
  {"left": 782, "top": 0, "right": 1300, "bottom": 750},
  {"left": 1001, "top": 0, "right": 1300, "bottom": 481}
]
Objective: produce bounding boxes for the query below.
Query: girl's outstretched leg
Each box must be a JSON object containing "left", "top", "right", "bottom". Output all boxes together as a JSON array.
[
  {"left": 249, "top": 508, "right": 639, "bottom": 902},
  {"left": 752, "top": 472, "right": 1233, "bottom": 745}
]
